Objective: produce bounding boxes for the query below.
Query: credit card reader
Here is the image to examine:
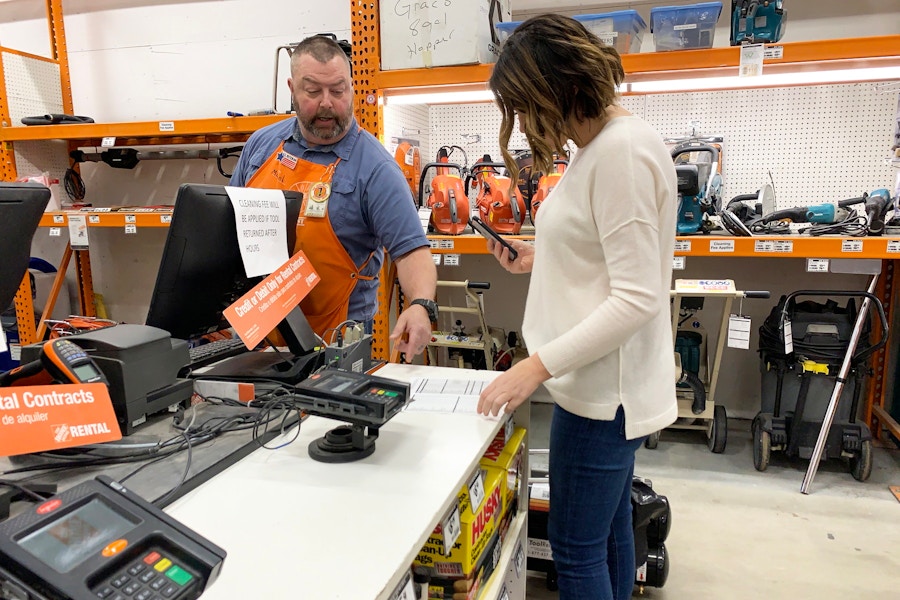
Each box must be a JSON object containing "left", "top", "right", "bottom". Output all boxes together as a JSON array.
[{"left": 0, "top": 476, "right": 225, "bottom": 600}]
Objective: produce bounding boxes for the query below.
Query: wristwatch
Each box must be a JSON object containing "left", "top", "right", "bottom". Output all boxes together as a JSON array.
[{"left": 410, "top": 298, "right": 439, "bottom": 322}]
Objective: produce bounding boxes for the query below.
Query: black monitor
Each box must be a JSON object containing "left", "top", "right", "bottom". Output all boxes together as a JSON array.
[
  {"left": 0, "top": 183, "right": 51, "bottom": 310},
  {"left": 146, "top": 184, "right": 318, "bottom": 364}
]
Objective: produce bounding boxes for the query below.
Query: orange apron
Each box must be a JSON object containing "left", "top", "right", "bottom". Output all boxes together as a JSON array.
[{"left": 246, "top": 140, "right": 374, "bottom": 337}]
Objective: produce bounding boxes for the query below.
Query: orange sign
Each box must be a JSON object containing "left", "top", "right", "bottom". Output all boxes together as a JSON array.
[
  {"left": 223, "top": 250, "right": 320, "bottom": 350},
  {"left": 0, "top": 383, "right": 121, "bottom": 457}
]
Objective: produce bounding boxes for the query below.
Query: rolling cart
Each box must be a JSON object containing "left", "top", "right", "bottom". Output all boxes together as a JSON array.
[
  {"left": 646, "top": 279, "right": 770, "bottom": 453},
  {"left": 425, "top": 280, "right": 495, "bottom": 370}
]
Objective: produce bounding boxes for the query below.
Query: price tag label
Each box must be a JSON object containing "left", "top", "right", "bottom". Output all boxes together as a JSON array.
[
  {"left": 88, "top": 215, "right": 101, "bottom": 224},
  {"left": 67, "top": 214, "right": 90, "bottom": 249},
  {"left": 674, "top": 240, "right": 692, "bottom": 252},
  {"left": 673, "top": 256, "right": 686, "bottom": 270},
  {"left": 418, "top": 207, "right": 432, "bottom": 234},
  {"left": 888, "top": 240, "right": 900, "bottom": 253},
  {"left": 468, "top": 469, "right": 486, "bottom": 511},
  {"left": 514, "top": 542, "right": 525, "bottom": 577},
  {"left": 842, "top": 239, "right": 863, "bottom": 253},
  {"left": 441, "top": 503, "right": 461, "bottom": 556},
  {"left": 53, "top": 214, "right": 65, "bottom": 224},
  {"left": 710, "top": 240, "right": 735, "bottom": 253},
  {"left": 49, "top": 227, "right": 62, "bottom": 237},
  {"left": 439, "top": 239, "right": 455, "bottom": 249},
  {"left": 783, "top": 319, "right": 793, "bottom": 354},
  {"left": 101, "top": 136, "right": 116, "bottom": 147},
  {"left": 807, "top": 258, "right": 829, "bottom": 272},
  {"left": 125, "top": 214, "right": 136, "bottom": 223},
  {"left": 389, "top": 570, "right": 415, "bottom": 600},
  {"left": 739, "top": 43, "right": 764, "bottom": 77},
  {"left": 773, "top": 240, "right": 793, "bottom": 253},
  {"left": 124, "top": 224, "right": 137, "bottom": 234},
  {"left": 444, "top": 254, "right": 460, "bottom": 267},
  {"left": 160, "top": 214, "right": 172, "bottom": 224},
  {"left": 431, "top": 254, "right": 442, "bottom": 266},
  {"left": 429, "top": 239, "right": 440, "bottom": 249},
  {"left": 764, "top": 45, "right": 784, "bottom": 59},
  {"left": 530, "top": 482, "right": 550, "bottom": 502},
  {"left": 727, "top": 315, "right": 751, "bottom": 350},
  {"left": 754, "top": 240, "right": 774, "bottom": 253}
]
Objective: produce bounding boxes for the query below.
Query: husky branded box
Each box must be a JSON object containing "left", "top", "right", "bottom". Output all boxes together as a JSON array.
[
  {"left": 479, "top": 426, "right": 526, "bottom": 519},
  {"left": 415, "top": 466, "right": 504, "bottom": 578},
  {"left": 380, "top": 0, "right": 512, "bottom": 70},
  {"left": 427, "top": 529, "right": 502, "bottom": 600}
]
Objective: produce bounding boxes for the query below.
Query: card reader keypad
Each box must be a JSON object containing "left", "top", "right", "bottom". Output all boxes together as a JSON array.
[{"left": 94, "top": 549, "right": 197, "bottom": 599}]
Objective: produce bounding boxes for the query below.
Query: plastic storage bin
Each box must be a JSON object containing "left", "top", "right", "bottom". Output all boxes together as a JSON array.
[
  {"left": 651, "top": 2, "right": 723, "bottom": 51},
  {"left": 494, "top": 21, "right": 522, "bottom": 44},
  {"left": 574, "top": 10, "right": 647, "bottom": 54}
]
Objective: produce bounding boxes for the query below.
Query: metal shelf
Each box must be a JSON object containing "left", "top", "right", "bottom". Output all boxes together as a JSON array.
[
  {"left": 428, "top": 234, "right": 900, "bottom": 260},
  {"left": 39, "top": 210, "right": 173, "bottom": 228},
  {"left": 0, "top": 115, "right": 289, "bottom": 145},
  {"left": 374, "top": 35, "right": 900, "bottom": 92}
]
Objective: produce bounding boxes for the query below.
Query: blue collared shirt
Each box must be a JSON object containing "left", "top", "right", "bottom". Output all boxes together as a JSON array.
[{"left": 230, "top": 117, "right": 425, "bottom": 321}]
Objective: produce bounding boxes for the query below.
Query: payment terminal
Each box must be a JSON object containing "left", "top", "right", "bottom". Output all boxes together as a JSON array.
[{"left": 0, "top": 476, "right": 225, "bottom": 600}]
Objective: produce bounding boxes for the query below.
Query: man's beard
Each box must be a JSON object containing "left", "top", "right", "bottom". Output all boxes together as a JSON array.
[{"left": 303, "top": 111, "right": 348, "bottom": 141}]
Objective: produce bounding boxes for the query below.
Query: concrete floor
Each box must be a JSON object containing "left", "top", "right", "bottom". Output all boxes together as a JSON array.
[{"left": 524, "top": 402, "right": 900, "bottom": 599}]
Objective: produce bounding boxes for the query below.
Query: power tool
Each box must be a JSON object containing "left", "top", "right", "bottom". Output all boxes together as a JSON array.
[
  {"left": 468, "top": 156, "right": 528, "bottom": 234},
  {"left": 418, "top": 147, "right": 470, "bottom": 235},
  {"left": 753, "top": 190, "right": 892, "bottom": 236},
  {"left": 730, "top": 0, "right": 787, "bottom": 45},
  {"left": 672, "top": 142, "right": 723, "bottom": 235},
  {"left": 393, "top": 141, "right": 421, "bottom": 204},
  {"left": 530, "top": 159, "right": 567, "bottom": 224}
]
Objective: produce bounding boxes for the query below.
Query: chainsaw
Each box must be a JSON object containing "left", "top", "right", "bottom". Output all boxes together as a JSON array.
[
  {"left": 418, "top": 146, "right": 470, "bottom": 235},
  {"left": 467, "top": 155, "right": 528, "bottom": 234},
  {"left": 393, "top": 141, "right": 421, "bottom": 204},
  {"left": 672, "top": 142, "right": 723, "bottom": 235},
  {"left": 530, "top": 159, "right": 567, "bottom": 224}
]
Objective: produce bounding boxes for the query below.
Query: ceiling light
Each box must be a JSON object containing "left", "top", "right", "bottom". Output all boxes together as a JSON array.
[{"left": 627, "top": 66, "right": 900, "bottom": 93}]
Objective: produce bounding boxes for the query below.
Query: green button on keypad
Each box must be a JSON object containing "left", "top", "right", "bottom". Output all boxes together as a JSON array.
[{"left": 165, "top": 565, "right": 193, "bottom": 586}]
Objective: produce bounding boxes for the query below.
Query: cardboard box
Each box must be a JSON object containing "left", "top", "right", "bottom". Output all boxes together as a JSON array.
[
  {"left": 380, "top": 0, "right": 511, "bottom": 70},
  {"left": 479, "top": 426, "right": 526, "bottom": 518},
  {"left": 427, "top": 528, "right": 502, "bottom": 599},
  {"left": 415, "top": 466, "right": 504, "bottom": 577}
]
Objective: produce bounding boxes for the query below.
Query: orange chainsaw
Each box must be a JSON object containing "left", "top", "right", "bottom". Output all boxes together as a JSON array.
[
  {"left": 530, "top": 159, "right": 567, "bottom": 224},
  {"left": 393, "top": 141, "right": 421, "bottom": 203},
  {"left": 467, "top": 156, "right": 527, "bottom": 234},
  {"left": 418, "top": 146, "right": 470, "bottom": 235}
]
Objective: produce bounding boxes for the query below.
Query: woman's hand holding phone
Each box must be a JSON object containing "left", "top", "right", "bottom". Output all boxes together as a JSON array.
[{"left": 488, "top": 237, "right": 534, "bottom": 274}]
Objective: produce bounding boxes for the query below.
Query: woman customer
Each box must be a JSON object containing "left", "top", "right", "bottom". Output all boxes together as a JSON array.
[{"left": 476, "top": 14, "right": 679, "bottom": 600}]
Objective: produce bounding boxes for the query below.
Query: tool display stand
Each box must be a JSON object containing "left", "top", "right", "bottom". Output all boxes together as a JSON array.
[
  {"left": 646, "top": 279, "right": 770, "bottom": 453},
  {"left": 527, "top": 453, "right": 671, "bottom": 592},
  {"left": 425, "top": 280, "right": 494, "bottom": 370},
  {"left": 752, "top": 289, "right": 887, "bottom": 481}
]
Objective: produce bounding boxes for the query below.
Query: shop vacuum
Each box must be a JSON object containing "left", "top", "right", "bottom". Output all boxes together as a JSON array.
[{"left": 754, "top": 289, "right": 887, "bottom": 481}]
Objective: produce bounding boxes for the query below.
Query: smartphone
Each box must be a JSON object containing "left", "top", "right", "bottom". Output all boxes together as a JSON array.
[{"left": 469, "top": 216, "right": 518, "bottom": 261}]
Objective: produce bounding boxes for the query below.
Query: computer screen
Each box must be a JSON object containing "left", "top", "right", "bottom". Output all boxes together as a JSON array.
[
  {"left": 0, "top": 183, "right": 51, "bottom": 310},
  {"left": 146, "top": 184, "right": 307, "bottom": 346}
]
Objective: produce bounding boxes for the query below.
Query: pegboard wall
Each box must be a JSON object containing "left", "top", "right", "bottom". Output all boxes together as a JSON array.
[
  {"left": 383, "top": 103, "right": 430, "bottom": 163},
  {"left": 415, "top": 83, "right": 897, "bottom": 209},
  {"left": 2, "top": 52, "right": 64, "bottom": 123}
]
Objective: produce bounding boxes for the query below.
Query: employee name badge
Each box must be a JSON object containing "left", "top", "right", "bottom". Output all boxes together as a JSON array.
[
  {"left": 727, "top": 315, "right": 752, "bottom": 350},
  {"left": 304, "top": 181, "right": 331, "bottom": 218}
]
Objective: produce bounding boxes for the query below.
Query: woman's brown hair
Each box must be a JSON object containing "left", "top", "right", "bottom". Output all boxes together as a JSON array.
[{"left": 489, "top": 14, "right": 625, "bottom": 184}]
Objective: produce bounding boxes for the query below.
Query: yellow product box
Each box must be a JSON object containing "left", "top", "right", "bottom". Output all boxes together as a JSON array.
[
  {"left": 428, "top": 528, "right": 502, "bottom": 599},
  {"left": 415, "top": 466, "right": 504, "bottom": 577},
  {"left": 479, "top": 426, "right": 526, "bottom": 518}
]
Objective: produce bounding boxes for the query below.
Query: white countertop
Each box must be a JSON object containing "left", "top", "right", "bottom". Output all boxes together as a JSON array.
[{"left": 165, "top": 364, "right": 504, "bottom": 600}]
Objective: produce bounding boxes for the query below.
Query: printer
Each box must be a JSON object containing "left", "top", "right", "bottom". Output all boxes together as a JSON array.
[{"left": 21, "top": 324, "right": 193, "bottom": 435}]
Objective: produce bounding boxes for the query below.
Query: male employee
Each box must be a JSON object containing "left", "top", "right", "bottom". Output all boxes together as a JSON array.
[{"left": 231, "top": 35, "right": 437, "bottom": 357}]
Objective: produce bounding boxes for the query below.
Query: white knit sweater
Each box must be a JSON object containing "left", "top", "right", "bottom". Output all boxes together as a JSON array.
[{"left": 522, "top": 115, "right": 678, "bottom": 439}]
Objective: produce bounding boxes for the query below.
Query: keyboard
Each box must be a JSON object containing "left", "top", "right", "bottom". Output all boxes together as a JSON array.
[{"left": 187, "top": 337, "right": 248, "bottom": 369}]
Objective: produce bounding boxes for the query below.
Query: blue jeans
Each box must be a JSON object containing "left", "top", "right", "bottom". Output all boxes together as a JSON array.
[{"left": 548, "top": 404, "right": 644, "bottom": 600}]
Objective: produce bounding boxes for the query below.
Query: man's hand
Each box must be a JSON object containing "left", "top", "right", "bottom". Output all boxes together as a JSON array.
[
  {"left": 477, "top": 354, "right": 551, "bottom": 416},
  {"left": 390, "top": 303, "right": 433, "bottom": 356}
]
